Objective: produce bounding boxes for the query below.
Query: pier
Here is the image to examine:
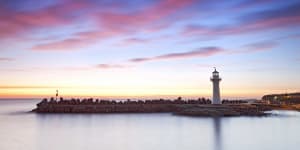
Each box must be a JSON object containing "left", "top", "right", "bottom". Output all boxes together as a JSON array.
[{"left": 32, "top": 98, "right": 276, "bottom": 116}]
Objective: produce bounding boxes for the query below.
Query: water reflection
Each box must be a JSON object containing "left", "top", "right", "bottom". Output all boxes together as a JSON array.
[
  {"left": 2, "top": 100, "right": 300, "bottom": 150},
  {"left": 213, "top": 117, "right": 222, "bottom": 150}
]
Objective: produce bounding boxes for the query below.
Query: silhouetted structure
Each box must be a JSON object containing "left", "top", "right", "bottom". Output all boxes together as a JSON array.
[
  {"left": 32, "top": 97, "right": 281, "bottom": 116},
  {"left": 34, "top": 97, "right": 212, "bottom": 113},
  {"left": 211, "top": 68, "right": 222, "bottom": 104},
  {"left": 222, "top": 100, "right": 247, "bottom": 104},
  {"left": 262, "top": 92, "right": 300, "bottom": 104},
  {"left": 56, "top": 90, "right": 58, "bottom": 101}
]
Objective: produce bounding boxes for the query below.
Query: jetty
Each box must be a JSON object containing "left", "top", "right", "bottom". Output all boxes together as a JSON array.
[
  {"left": 32, "top": 98, "right": 281, "bottom": 116},
  {"left": 33, "top": 97, "right": 211, "bottom": 113}
]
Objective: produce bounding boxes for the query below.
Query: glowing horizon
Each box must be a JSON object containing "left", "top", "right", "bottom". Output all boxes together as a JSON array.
[{"left": 0, "top": 0, "right": 299, "bottom": 99}]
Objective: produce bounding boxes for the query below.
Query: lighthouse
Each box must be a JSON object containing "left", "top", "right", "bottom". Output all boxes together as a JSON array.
[{"left": 210, "top": 68, "right": 222, "bottom": 104}]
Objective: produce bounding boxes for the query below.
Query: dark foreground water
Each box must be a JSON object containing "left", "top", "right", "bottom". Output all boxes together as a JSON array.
[{"left": 0, "top": 100, "right": 300, "bottom": 150}]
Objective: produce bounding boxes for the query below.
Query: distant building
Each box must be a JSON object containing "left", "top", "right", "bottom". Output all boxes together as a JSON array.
[
  {"left": 211, "top": 68, "right": 222, "bottom": 104},
  {"left": 262, "top": 93, "right": 300, "bottom": 104}
]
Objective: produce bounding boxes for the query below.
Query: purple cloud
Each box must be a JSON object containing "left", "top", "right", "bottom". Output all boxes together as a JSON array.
[
  {"left": 28, "top": 0, "right": 198, "bottom": 51},
  {"left": 183, "top": 2, "right": 300, "bottom": 38},
  {"left": 224, "top": 41, "right": 279, "bottom": 55},
  {"left": 0, "top": 57, "right": 14, "bottom": 61},
  {"left": 233, "top": 0, "right": 277, "bottom": 10},
  {"left": 96, "top": 64, "right": 128, "bottom": 69},
  {"left": 119, "top": 38, "right": 151, "bottom": 46},
  {"left": 93, "top": 41, "right": 278, "bottom": 69},
  {"left": 243, "top": 41, "right": 278, "bottom": 52},
  {"left": 0, "top": 1, "right": 89, "bottom": 39},
  {"left": 129, "top": 47, "right": 224, "bottom": 63}
]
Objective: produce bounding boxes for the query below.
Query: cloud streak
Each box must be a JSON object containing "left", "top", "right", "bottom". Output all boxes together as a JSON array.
[
  {"left": 242, "top": 41, "right": 278, "bottom": 52},
  {"left": 31, "top": 38, "right": 86, "bottom": 51},
  {"left": 28, "top": 0, "right": 197, "bottom": 51},
  {"left": 129, "top": 47, "right": 224, "bottom": 63},
  {"left": 233, "top": 0, "right": 276, "bottom": 10},
  {"left": 1, "top": 0, "right": 297, "bottom": 53},
  {"left": 224, "top": 41, "right": 279, "bottom": 55},
  {"left": 0, "top": 57, "right": 14, "bottom": 61},
  {"left": 96, "top": 64, "right": 128, "bottom": 69},
  {"left": 0, "top": 1, "right": 89, "bottom": 39},
  {"left": 119, "top": 38, "right": 151, "bottom": 46},
  {"left": 99, "top": 42, "right": 277, "bottom": 68},
  {"left": 182, "top": 2, "right": 300, "bottom": 38}
]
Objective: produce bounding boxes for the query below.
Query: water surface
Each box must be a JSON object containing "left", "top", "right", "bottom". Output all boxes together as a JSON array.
[{"left": 0, "top": 100, "right": 299, "bottom": 150}]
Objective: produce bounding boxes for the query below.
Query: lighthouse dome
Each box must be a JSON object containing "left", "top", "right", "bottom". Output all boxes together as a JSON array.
[{"left": 213, "top": 67, "right": 219, "bottom": 73}]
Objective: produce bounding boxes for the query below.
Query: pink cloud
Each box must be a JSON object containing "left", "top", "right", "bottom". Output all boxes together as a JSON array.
[
  {"left": 31, "top": 29, "right": 122, "bottom": 51},
  {"left": 223, "top": 41, "right": 278, "bottom": 55},
  {"left": 96, "top": 0, "right": 194, "bottom": 31},
  {"left": 119, "top": 38, "right": 151, "bottom": 46},
  {"left": 284, "top": 34, "right": 300, "bottom": 40},
  {"left": 183, "top": 3, "right": 300, "bottom": 38},
  {"left": 183, "top": 16, "right": 300, "bottom": 37},
  {"left": 243, "top": 41, "right": 278, "bottom": 52},
  {"left": 233, "top": 0, "right": 274, "bottom": 10},
  {"left": 29, "top": 0, "right": 197, "bottom": 51},
  {"left": 232, "top": 16, "right": 300, "bottom": 34},
  {"left": 129, "top": 47, "right": 224, "bottom": 63},
  {"left": 31, "top": 38, "right": 91, "bottom": 51},
  {"left": 96, "top": 64, "right": 128, "bottom": 69},
  {"left": 0, "top": 57, "right": 14, "bottom": 61},
  {"left": 31, "top": 38, "right": 85, "bottom": 51},
  {"left": 90, "top": 41, "right": 277, "bottom": 69},
  {"left": 0, "top": 1, "right": 90, "bottom": 39},
  {"left": 128, "top": 42, "right": 277, "bottom": 64},
  {"left": 92, "top": 0, "right": 196, "bottom": 39},
  {"left": 91, "top": 46, "right": 224, "bottom": 69}
]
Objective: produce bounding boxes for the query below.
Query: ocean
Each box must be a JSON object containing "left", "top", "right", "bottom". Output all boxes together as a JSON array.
[{"left": 0, "top": 100, "right": 299, "bottom": 150}]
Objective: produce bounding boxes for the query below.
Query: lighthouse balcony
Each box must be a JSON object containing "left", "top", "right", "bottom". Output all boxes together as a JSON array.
[{"left": 210, "top": 77, "right": 221, "bottom": 81}]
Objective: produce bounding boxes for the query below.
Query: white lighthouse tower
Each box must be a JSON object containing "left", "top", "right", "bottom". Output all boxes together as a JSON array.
[{"left": 210, "top": 67, "right": 222, "bottom": 104}]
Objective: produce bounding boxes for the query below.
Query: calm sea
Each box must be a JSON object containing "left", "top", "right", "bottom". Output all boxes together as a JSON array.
[{"left": 0, "top": 100, "right": 299, "bottom": 150}]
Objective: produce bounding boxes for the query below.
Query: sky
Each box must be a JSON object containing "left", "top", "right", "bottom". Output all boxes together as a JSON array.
[{"left": 0, "top": 0, "right": 300, "bottom": 99}]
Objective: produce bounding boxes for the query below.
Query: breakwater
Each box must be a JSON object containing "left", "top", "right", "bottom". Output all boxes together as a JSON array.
[
  {"left": 32, "top": 98, "right": 273, "bottom": 116},
  {"left": 33, "top": 98, "right": 211, "bottom": 113}
]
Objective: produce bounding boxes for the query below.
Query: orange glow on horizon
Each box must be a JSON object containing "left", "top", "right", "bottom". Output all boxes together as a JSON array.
[{"left": 0, "top": 86, "right": 289, "bottom": 100}]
